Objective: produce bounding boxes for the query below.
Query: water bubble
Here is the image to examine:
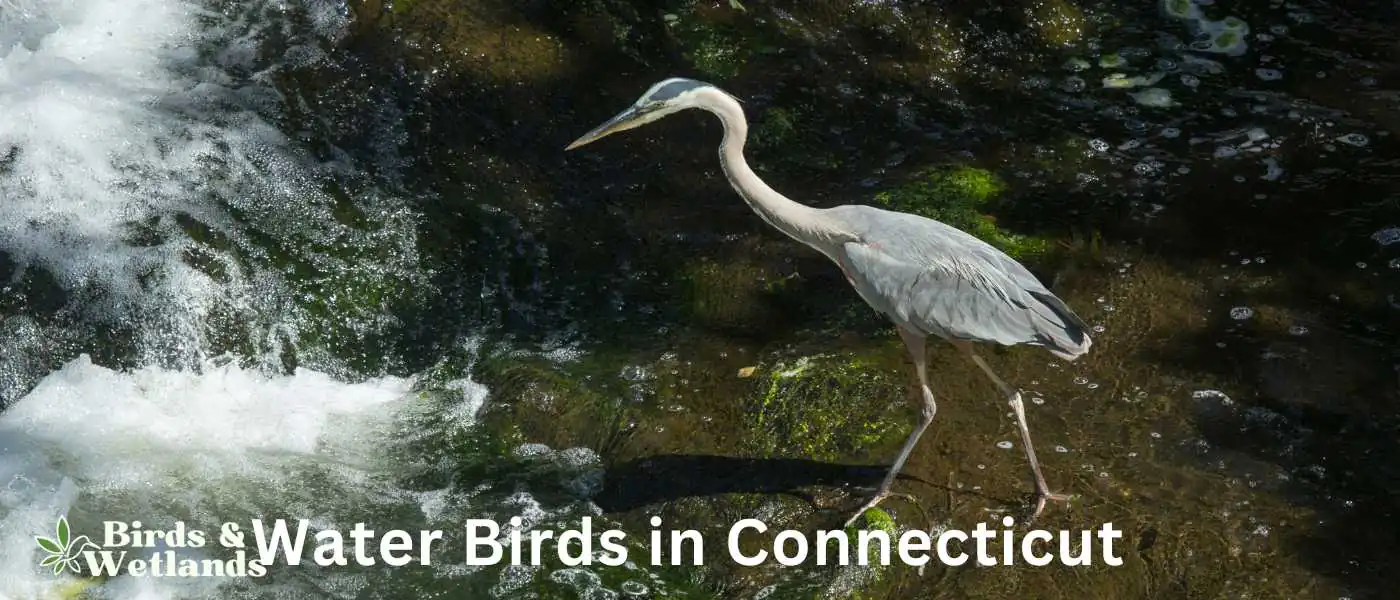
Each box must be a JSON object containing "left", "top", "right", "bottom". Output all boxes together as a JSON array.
[
  {"left": 1288, "top": 325, "right": 1309, "bottom": 335},
  {"left": 1061, "top": 76, "right": 1087, "bottom": 92},
  {"left": 1336, "top": 133, "right": 1369, "bottom": 147},
  {"left": 1089, "top": 138, "right": 1110, "bottom": 152},
  {"left": 1093, "top": 324, "right": 1106, "bottom": 333},
  {"left": 1130, "top": 88, "right": 1176, "bottom": 107},
  {"left": 514, "top": 443, "right": 554, "bottom": 458},
  {"left": 1021, "top": 75, "right": 1051, "bottom": 90},
  {"left": 1031, "top": 396, "right": 1045, "bottom": 405},
  {"left": 1214, "top": 146, "right": 1239, "bottom": 158},
  {"left": 1063, "top": 56, "right": 1092, "bottom": 71},
  {"left": 977, "top": 464, "right": 987, "bottom": 470},
  {"left": 1221, "top": 107, "right": 1239, "bottom": 117},
  {"left": 1103, "top": 72, "right": 1165, "bottom": 89},
  {"left": 621, "top": 581, "right": 649, "bottom": 596},
  {"left": 1180, "top": 74, "right": 1201, "bottom": 88},
  {"left": 1230, "top": 306, "right": 1252, "bottom": 320},
  {"left": 1055, "top": 445, "right": 1069, "bottom": 453},
  {"left": 1087, "top": 383, "right": 1100, "bottom": 390},
  {"left": 1255, "top": 68, "right": 1283, "bottom": 81},
  {"left": 1150, "top": 432, "right": 1162, "bottom": 439},
  {"left": 1356, "top": 262, "right": 1367, "bottom": 269},
  {"left": 1099, "top": 53, "right": 1127, "bottom": 68},
  {"left": 1192, "top": 389, "right": 1234, "bottom": 405},
  {"left": 1073, "top": 376, "right": 1089, "bottom": 385},
  {"left": 1233, "top": 175, "right": 1247, "bottom": 182},
  {"left": 996, "top": 440, "right": 1014, "bottom": 450}
]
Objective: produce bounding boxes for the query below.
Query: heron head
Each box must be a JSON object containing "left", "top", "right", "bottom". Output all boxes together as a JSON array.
[{"left": 565, "top": 77, "right": 719, "bottom": 150}]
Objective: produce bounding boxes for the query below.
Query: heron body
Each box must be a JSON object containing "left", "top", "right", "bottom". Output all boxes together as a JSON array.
[{"left": 567, "top": 78, "right": 1091, "bottom": 526}]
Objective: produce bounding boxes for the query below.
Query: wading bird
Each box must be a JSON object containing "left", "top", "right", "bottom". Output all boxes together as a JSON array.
[{"left": 566, "top": 78, "right": 1091, "bottom": 527}]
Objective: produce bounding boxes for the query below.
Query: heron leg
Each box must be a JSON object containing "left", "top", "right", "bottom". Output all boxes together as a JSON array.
[
  {"left": 962, "top": 347, "right": 1073, "bottom": 519},
  {"left": 844, "top": 326, "right": 937, "bottom": 529}
]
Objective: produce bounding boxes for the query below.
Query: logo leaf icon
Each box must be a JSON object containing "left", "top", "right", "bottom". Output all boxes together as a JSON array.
[
  {"left": 40, "top": 555, "right": 60, "bottom": 567},
  {"left": 57, "top": 517, "right": 70, "bottom": 548},
  {"left": 35, "top": 536, "right": 61, "bottom": 554}
]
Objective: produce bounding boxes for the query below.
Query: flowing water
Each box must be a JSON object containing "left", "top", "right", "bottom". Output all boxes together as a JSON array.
[{"left": 0, "top": 0, "right": 1397, "bottom": 598}]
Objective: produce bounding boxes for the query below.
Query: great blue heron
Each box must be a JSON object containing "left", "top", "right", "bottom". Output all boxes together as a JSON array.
[{"left": 566, "top": 78, "right": 1092, "bottom": 527}]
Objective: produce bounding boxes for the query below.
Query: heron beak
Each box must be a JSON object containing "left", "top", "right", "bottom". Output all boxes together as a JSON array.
[{"left": 565, "top": 106, "right": 648, "bottom": 150}]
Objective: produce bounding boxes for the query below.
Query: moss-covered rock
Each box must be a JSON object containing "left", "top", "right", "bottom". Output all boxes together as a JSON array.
[
  {"left": 872, "top": 165, "right": 1051, "bottom": 260},
  {"left": 470, "top": 351, "right": 635, "bottom": 455},
  {"left": 743, "top": 353, "right": 910, "bottom": 463}
]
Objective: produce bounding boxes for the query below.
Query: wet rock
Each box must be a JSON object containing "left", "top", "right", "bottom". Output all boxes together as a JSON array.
[{"left": 677, "top": 256, "right": 789, "bottom": 332}]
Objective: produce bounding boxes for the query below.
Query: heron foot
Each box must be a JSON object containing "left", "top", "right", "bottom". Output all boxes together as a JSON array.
[
  {"left": 841, "top": 488, "right": 916, "bottom": 529},
  {"left": 1030, "top": 489, "right": 1074, "bottom": 520}
]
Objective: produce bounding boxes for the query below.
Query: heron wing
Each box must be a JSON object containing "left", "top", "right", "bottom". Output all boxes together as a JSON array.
[{"left": 841, "top": 239, "right": 1088, "bottom": 354}]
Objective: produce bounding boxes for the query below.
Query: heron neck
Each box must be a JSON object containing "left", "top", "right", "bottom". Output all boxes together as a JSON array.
[{"left": 702, "top": 90, "right": 853, "bottom": 248}]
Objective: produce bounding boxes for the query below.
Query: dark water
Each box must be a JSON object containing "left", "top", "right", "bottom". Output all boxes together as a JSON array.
[{"left": 2, "top": 0, "right": 1399, "bottom": 598}]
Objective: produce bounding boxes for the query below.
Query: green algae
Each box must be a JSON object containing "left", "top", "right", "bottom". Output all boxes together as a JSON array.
[{"left": 745, "top": 354, "right": 909, "bottom": 463}]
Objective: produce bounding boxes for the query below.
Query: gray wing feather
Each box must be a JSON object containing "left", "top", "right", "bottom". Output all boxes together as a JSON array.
[{"left": 838, "top": 223, "right": 1091, "bottom": 359}]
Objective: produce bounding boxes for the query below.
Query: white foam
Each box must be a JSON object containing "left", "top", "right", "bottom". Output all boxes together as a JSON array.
[
  {"left": 0, "top": 354, "right": 417, "bottom": 599},
  {"left": 0, "top": 0, "right": 419, "bottom": 402},
  {"left": 0, "top": 0, "right": 208, "bottom": 288}
]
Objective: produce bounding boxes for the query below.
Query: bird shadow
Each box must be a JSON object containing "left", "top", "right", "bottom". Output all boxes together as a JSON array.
[{"left": 592, "top": 453, "right": 1002, "bottom": 518}]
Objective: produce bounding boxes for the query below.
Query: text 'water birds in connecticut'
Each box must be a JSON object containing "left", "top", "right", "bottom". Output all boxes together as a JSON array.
[{"left": 565, "top": 78, "right": 1093, "bottom": 528}]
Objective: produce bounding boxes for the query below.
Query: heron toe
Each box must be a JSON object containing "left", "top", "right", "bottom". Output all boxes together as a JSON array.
[{"left": 1030, "top": 489, "right": 1074, "bottom": 519}]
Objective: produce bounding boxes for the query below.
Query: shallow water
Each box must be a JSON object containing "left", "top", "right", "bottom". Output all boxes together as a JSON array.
[{"left": 1, "top": 0, "right": 1398, "bottom": 598}]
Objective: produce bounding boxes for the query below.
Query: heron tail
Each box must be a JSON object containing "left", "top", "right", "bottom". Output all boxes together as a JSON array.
[{"left": 1027, "top": 290, "right": 1093, "bottom": 361}]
